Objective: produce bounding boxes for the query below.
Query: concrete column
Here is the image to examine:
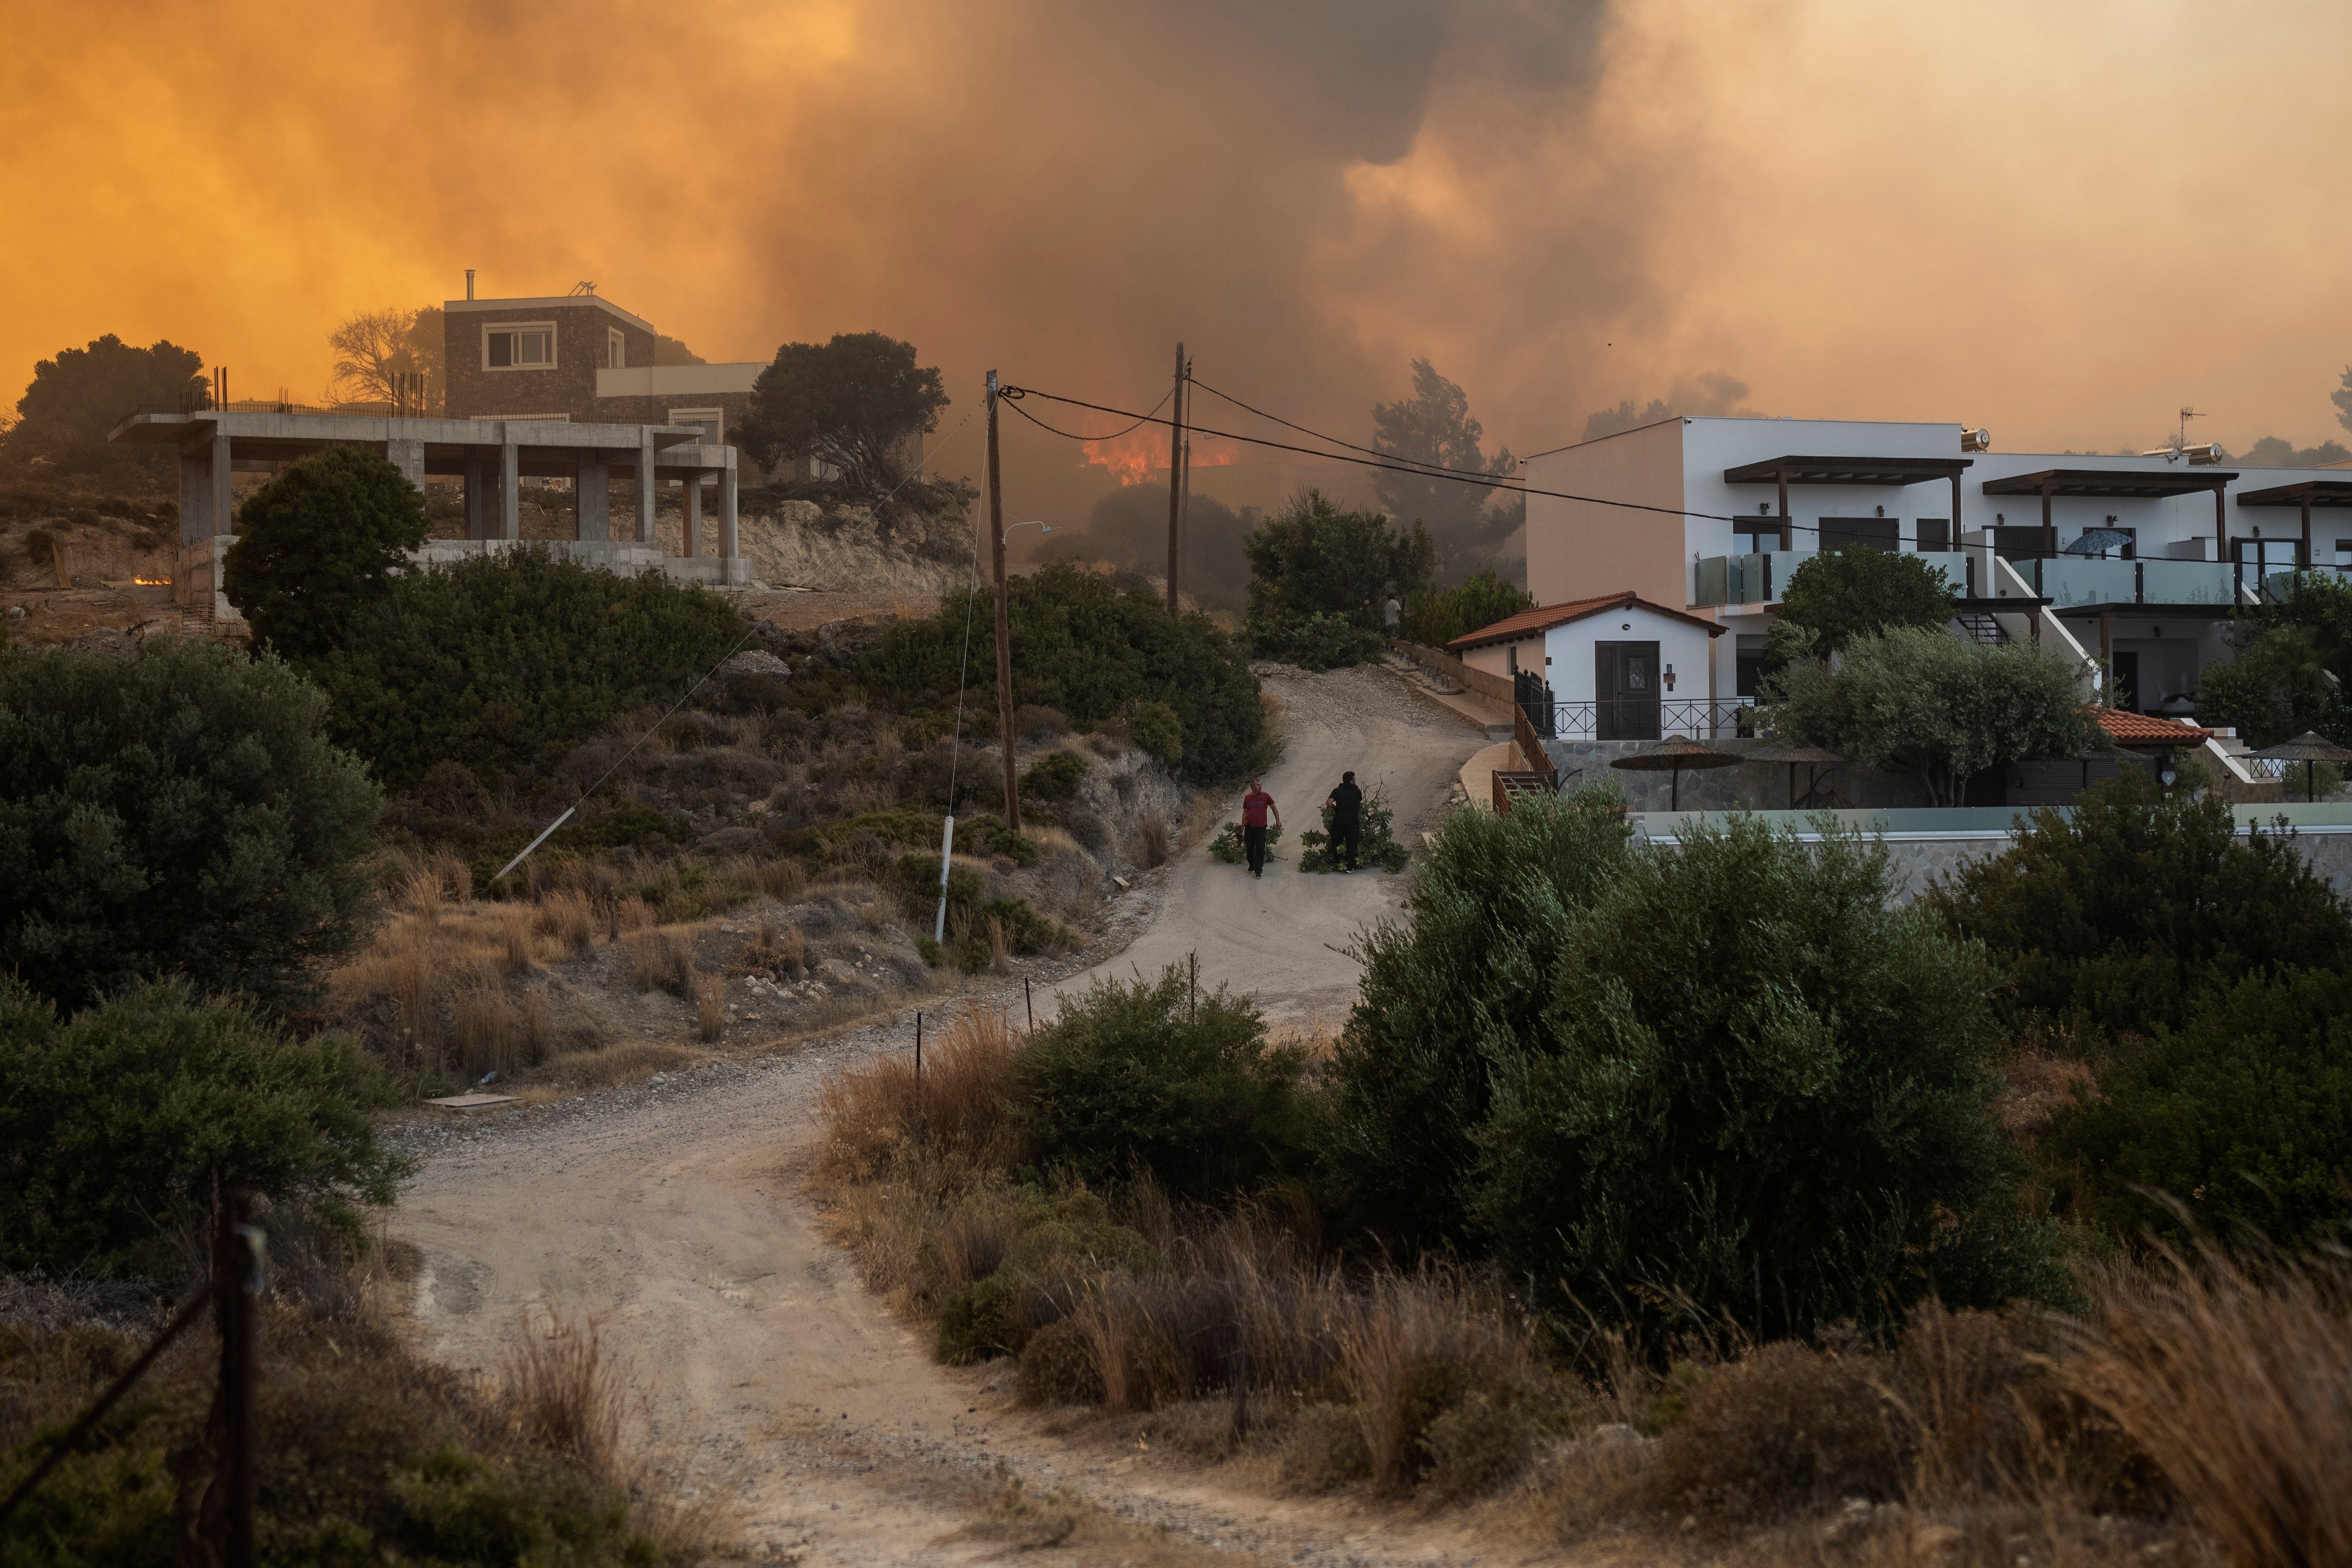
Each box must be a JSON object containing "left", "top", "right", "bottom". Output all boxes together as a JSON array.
[
  {"left": 209, "top": 431, "right": 233, "bottom": 538},
  {"left": 576, "top": 459, "right": 610, "bottom": 542},
  {"left": 636, "top": 433, "right": 657, "bottom": 544},
  {"left": 499, "top": 442, "right": 520, "bottom": 542},
  {"left": 386, "top": 438, "right": 425, "bottom": 490},
  {"left": 721, "top": 463, "right": 739, "bottom": 562},
  {"left": 179, "top": 441, "right": 215, "bottom": 542},
  {"left": 464, "top": 451, "right": 485, "bottom": 539},
  {"left": 682, "top": 476, "right": 702, "bottom": 558}
]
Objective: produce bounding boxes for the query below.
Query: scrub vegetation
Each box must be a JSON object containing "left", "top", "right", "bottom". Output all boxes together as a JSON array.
[{"left": 814, "top": 774, "right": 2352, "bottom": 1562}]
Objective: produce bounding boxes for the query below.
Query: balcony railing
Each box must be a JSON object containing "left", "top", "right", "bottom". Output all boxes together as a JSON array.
[
  {"left": 1519, "top": 696, "right": 1758, "bottom": 742},
  {"left": 1690, "top": 550, "right": 2352, "bottom": 611}
]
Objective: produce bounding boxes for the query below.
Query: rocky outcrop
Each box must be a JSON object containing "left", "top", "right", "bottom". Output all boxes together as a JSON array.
[{"left": 736, "top": 500, "right": 974, "bottom": 595}]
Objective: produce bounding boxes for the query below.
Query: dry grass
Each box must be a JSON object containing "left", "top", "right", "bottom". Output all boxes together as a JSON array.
[
  {"left": 626, "top": 927, "right": 696, "bottom": 995},
  {"left": 532, "top": 888, "right": 598, "bottom": 955},
  {"left": 503, "top": 1309, "right": 625, "bottom": 1483},
  {"left": 694, "top": 976, "right": 725, "bottom": 1042},
  {"left": 1137, "top": 815, "right": 1171, "bottom": 868},
  {"left": 2068, "top": 1242, "right": 2352, "bottom": 1566},
  {"left": 535, "top": 1038, "right": 705, "bottom": 1090},
  {"left": 812, "top": 1005, "right": 1024, "bottom": 1186}
]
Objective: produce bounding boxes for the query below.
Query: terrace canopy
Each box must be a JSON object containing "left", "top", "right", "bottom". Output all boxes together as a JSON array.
[
  {"left": 2235, "top": 479, "right": 2352, "bottom": 566},
  {"left": 1980, "top": 468, "right": 2237, "bottom": 558},
  {"left": 1720, "top": 455, "right": 1974, "bottom": 551}
]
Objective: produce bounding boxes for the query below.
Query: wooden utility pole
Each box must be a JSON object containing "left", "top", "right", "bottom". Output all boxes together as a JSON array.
[
  {"left": 987, "top": 371, "right": 1021, "bottom": 833},
  {"left": 1165, "top": 342, "right": 1185, "bottom": 613}
]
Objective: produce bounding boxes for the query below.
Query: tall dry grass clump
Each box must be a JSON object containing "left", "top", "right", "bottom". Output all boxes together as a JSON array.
[
  {"left": 503, "top": 1309, "right": 625, "bottom": 1483},
  {"left": 532, "top": 888, "right": 598, "bottom": 955},
  {"left": 626, "top": 928, "right": 695, "bottom": 995},
  {"left": 2068, "top": 1242, "right": 2352, "bottom": 1566},
  {"left": 813, "top": 1005, "right": 1024, "bottom": 1186},
  {"left": 695, "top": 976, "right": 725, "bottom": 1042}
]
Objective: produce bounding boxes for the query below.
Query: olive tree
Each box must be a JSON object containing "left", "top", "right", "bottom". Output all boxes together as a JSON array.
[
  {"left": 223, "top": 446, "right": 429, "bottom": 660},
  {"left": 737, "top": 331, "right": 949, "bottom": 496},
  {"left": 0, "top": 637, "right": 383, "bottom": 1016},
  {"left": 1767, "top": 624, "right": 2099, "bottom": 805}
]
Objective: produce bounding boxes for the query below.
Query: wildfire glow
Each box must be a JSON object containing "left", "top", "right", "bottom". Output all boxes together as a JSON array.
[
  {"left": 1080, "top": 429, "right": 1245, "bottom": 485},
  {"left": 134, "top": 577, "right": 170, "bottom": 585}
]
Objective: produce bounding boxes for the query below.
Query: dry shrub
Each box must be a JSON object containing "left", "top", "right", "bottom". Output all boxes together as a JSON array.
[
  {"left": 545, "top": 1038, "right": 702, "bottom": 1089},
  {"left": 722, "top": 854, "right": 805, "bottom": 903},
  {"left": 625, "top": 928, "right": 694, "bottom": 996},
  {"left": 503, "top": 1310, "right": 624, "bottom": 1482},
  {"left": 522, "top": 988, "right": 553, "bottom": 1061},
  {"left": 1281, "top": 1403, "right": 1373, "bottom": 1493},
  {"left": 613, "top": 895, "right": 655, "bottom": 934},
  {"left": 532, "top": 889, "right": 597, "bottom": 955},
  {"left": 1333, "top": 1266, "right": 1550, "bottom": 1495},
  {"left": 451, "top": 972, "right": 529, "bottom": 1076},
  {"left": 2068, "top": 1243, "right": 2352, "bottom": 1566},
  {"left": 986, "top": 913, "right": 1009, "bottom": 974},
  {"left": 1137, "top": 816, "right": 1170, "bottom": 868},
  {"left": 694, "top": 977, "right": 725, "bottom": 1042},
  {"left": 1650, "top": 1339, "right": 1903, "bottom": 1520},
  {"left": 812, "top": 1005, "right": 1023, "bottom": 1185},
  {"left": 1017, "top": 1318, "right": 1104, "bottom": 1406},
  {"left": 499, "top": 907, "right": 535, "bottom": 973}
]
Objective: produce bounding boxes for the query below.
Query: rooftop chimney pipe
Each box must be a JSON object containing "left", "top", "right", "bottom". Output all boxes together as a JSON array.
[{"left": 465, "top": 269, "right": 475, "bottom": 301}]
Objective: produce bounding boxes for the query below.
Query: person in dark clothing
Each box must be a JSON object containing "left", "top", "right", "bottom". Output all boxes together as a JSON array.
[
  {"left": 1325, "top": 771, "right": 1363, "bottom": 873},
  {"left": 1240, "top": 779, "right": 1280, "bottom": 877}
]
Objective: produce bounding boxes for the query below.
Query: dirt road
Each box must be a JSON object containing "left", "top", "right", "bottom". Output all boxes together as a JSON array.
[
  {"left": 1048, "top": 663, "right": 1479, "bottom": 1029},
  {"left": 389, "top": 665, "right": 1490, "bottom": 1565}
]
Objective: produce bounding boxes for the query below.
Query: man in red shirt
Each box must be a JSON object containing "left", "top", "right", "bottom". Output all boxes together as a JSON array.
[{"left": 1240, "top": 779, "right": 1280, "bottom": 877}]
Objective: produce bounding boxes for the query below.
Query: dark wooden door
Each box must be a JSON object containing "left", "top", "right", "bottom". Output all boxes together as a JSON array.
[{"left": 1596, "top": 641, "right": 1661, "bottom": 740}]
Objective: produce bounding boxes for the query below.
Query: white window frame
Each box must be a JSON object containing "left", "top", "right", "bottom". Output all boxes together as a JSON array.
[
  {"left": 608, "top": 329, "right": 627, "bottom": 370},
  {"left": 482, "top": 321, "right": 557, "bottom": 371},
  {"left": 668, "top": 407, "right": 723, "bottom": 445}
]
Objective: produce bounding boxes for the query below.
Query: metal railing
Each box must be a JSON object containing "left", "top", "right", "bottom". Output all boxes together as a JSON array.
[{"left": 1519, "top": 696, "right": 1757, "bottom": 742}]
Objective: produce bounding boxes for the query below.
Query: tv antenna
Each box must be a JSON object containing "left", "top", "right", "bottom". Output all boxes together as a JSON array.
[{"left": 2177, "top": 406, "right": 2203, "bottom": 449}]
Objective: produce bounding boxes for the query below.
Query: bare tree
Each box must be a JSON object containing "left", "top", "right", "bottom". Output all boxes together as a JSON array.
[{"left": 329, "top": 308, "right": 433, "bottom": 406}]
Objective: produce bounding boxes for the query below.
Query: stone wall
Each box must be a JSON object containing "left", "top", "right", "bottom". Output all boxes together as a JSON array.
[
  {"left": 444, "top": 303, "right": 657, "bottom": 420},
  {"left": 1543, "top": 736, "right": 1937, "bottom": 814}
]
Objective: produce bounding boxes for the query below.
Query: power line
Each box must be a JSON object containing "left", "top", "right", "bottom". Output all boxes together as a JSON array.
[
  {"left": 1000, "top": 382, "right": 1742, "bottom": 524},
  {"left": 1185, "top": 373, "right": 1517, "bottom": 483},
  {"left": 1001, "top": 382, "right": 1991, "bottom": 545}
]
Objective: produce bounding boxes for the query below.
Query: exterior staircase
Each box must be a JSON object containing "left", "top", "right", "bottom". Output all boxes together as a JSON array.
[{"left": 1955, "top": 610, "right": 2008, "bottom": 646}]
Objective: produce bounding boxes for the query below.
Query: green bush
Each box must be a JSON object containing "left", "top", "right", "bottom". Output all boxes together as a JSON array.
[
  {"left": 938, "top": 1189, "right": 1159, "bottom": 1363},
  {"left": 0, "top": 980, "right": 407, "bottom": 1277},
  {"left": 1323, "top": 792, "right": 1634, "bottom": 1249},
  {"left": 1125, "top": 701, "right": 1183, "bottom": 768},
  {"left": 865, "top": 562, "right": 1267, "bottom": 781},
  {"left": 0, "top": 637, "right": 383, "bottom": 1016},
  {"left": 1397, "top": 570, "right": 1534, "bottom": 650},
  {"left": 1243, "top": 489, "right": 1433, "bottom": 669},
  {"left": 304, "top": 547, "right": 747, "bottom": 789},
  {"left": 222, "top": 447, "right": 430, "bottom": 660},
  {"left": 1014, "top": 965, "right": 1311, "bottom": 1203},
  {"left": 1774, "top": 546, "right": 1957, "bottom": 660},
  {"left": 1017, "top": 1318, "right": 1104, "bottom": 1406},
  {"left": 1020, "top": 749, "right": 1088, "bottom": 801},
  {"left": 1766, "top": 624, "right": 2099, "bottom": 806},
  {"left": 1929, "top": 770, "right": 2352, "bottom": 1038},
  {"left": 2045, "top": 967, "right": 2352, "bottom": 1248},
  {"left": 1471, "top": 815, "right": 2055, "bottom": 1342}
]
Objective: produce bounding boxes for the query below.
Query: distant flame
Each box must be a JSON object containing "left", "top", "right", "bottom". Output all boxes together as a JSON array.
[
  {"left": 134, "top": 577, "right": 170, "bottom": 585},
  {"left": 1081, "top": 429, "right": 1244, "bottom": 484},
  {"left": 1081, "top": 429, "right": 1163, "bottom": 485}
]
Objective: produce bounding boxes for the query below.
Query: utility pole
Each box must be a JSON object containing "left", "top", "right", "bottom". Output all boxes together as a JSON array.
[
  {"left": 988, "top": 371, "right": 1021, "bottom": 833},
  {"left": 1166, "top": 341, "right": 1185, "bottom": 614}
]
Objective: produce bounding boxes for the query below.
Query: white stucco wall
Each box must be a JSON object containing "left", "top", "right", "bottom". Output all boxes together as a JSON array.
[{"left": 1538, "top": 606, "right": 1719, "bottom": 705}]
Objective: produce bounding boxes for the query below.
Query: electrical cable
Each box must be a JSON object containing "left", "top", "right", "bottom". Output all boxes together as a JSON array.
[
  {"left": 1186, "top": 372, "right": 1516, "bottom": 482},
  {"left": 1002, "top": 382, "right": 1979, "bottom": 544},
  {"left": 999, "top": 382, "right": 1176, "bottom": 445}
]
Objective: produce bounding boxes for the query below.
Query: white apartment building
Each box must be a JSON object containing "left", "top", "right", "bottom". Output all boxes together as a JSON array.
[{"left": 1516, "top": 416, "right": 2351, "bottom": 727}]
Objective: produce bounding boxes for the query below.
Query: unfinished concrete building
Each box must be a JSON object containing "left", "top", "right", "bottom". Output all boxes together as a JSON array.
[{"left": 108, "top": 407, "right": 746, "bottom": 622}]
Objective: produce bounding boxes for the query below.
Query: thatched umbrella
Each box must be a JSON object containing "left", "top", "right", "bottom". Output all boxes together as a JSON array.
[
  {"left": 2251, "top": 731, "right": 2352, "bottom": 802},
  {"left": 1609, "top": 735, "right": 1743, "bottom": 811},
  {"left": 1744, "top": 740, "right": 1848, "bottom": 810}
]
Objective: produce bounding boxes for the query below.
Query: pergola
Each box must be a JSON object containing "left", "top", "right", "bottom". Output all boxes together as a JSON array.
[
  {"left": 1980, "top": 468, "right": 2238, "bottom": 559},
  {"left": 1720, "top": 455, "right": 1974, "bottom": 551},
  {"left": 2235, "top": 478, "right": 2352, "bottom": 566}
]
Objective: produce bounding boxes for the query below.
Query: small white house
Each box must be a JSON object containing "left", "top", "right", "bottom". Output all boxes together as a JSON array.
[{"left": 1448, "top": 590, "right": 1728, "bottom": 740}]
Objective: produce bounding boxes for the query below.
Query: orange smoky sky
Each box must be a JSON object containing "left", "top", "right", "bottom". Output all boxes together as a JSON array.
[{"left": 7, "top": 0, "right": 2352, "bottom": 523}]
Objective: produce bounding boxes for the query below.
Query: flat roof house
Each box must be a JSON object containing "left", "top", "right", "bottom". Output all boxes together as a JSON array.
[
  {"left": 1517, "top": 416, "right": 2352, "bottom": 722},
  {"left": 443, "top": 287, "right": 767, "bottom": 456}
]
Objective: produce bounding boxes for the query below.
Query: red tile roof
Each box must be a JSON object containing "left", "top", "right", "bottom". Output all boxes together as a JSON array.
[
  {"left": 1447, "top": 591, "right": 1725, "bottom": 652},
  {"left": 2093, "top": 708, "right": 2213, "bottom": 746}
]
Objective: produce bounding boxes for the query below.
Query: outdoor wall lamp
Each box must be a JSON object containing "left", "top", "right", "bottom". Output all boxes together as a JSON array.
[
  {"left": 1875, "top": 504, "right": 1885, "bottom": 517},
  {"left": 1759, "top": 503, "right": 1771, "bottom": 515},
  {"left": 1663, "top": 664, "right": 1677, "bottom": 691},
  {"left": 2159, "top": 748, "right": 2179, "bottom": 792}
]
